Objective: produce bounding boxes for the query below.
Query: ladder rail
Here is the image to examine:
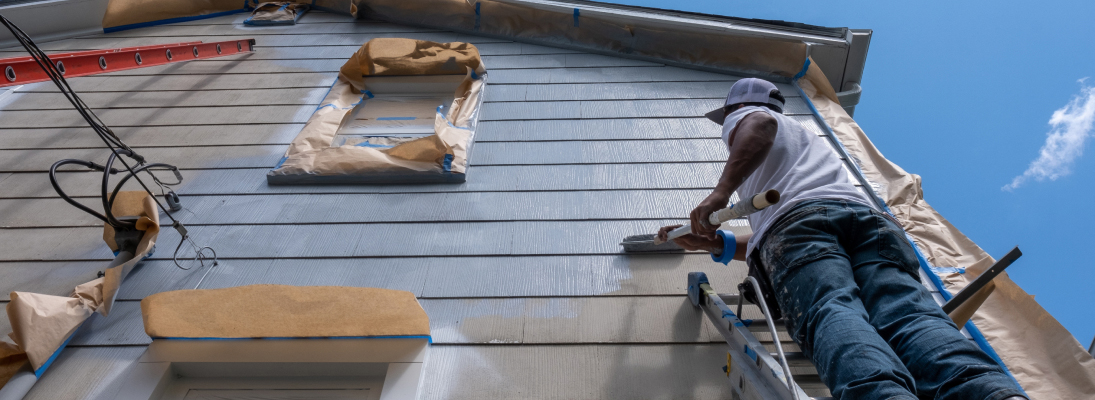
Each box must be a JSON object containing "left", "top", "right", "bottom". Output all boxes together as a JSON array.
[
  {"left": 690, "top": 272, "right": 811, "bottom": 400},
  {"left": 742, "top": 276, "right": 799, "bottom": 396}
]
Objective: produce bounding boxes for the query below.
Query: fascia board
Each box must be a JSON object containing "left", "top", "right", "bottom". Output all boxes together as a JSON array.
[{"left": 495, "top": 0, "right": 851, "bottom": 47}]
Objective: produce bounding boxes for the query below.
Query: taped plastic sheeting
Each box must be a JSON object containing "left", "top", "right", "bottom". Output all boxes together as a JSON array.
[
  {"left": 267, "top": 38, "right": 487, "bottom": 184},
  {"left": 244, "top": 1, "right": 311, "bottom": 26},
  {"left": 2, "top": 192, "right": 159, "bottom": 377},
  {"left": 797, "top": 61, "right": 1095, "bottom": 399},
  {"left": 142, "top": 285, "right": 430, "bottom": 338}
]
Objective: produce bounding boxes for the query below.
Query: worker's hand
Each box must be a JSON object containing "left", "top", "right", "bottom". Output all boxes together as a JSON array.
[
  {"left": 658, "top": 225, "right": 723, "bottom": 253},
  {"left": 691, "top": 191, "right": 730, "bottom": 240}
]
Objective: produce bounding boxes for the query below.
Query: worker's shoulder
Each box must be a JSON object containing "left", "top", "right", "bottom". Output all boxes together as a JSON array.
[{"left": 740, "top": 108, "right": 779, "bottom": 130}]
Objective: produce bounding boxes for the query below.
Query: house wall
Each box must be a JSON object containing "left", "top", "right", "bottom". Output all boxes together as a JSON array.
[{"left": 0, "top": 12, "right": 832, "bottom": 398}]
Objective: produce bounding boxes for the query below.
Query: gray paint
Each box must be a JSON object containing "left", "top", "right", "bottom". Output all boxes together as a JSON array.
[
  {"left": 0, "top": 163, "right": 728, "bottom": 198},
  {"left": 0, "top": 219, "right": 750, "bottom": 261},
  {"left": 0, "top": 11, "right": 826, "bottom": 398},
  {"left": 0, "top": 116, "right": 822, "bottom": 149},
  {"left": 0, "top": 190, "right": 740, "bottom": 226},
  {"left": 0, "top": 254, "right": 748, "bottom": 300}
]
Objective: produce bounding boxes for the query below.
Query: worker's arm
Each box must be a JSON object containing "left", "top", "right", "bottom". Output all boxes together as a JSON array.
[
  {"left": 657, "top": 225, "right": 751, "bottom": 262},
  {"left": 690, "top": 111, "right": 777, "bottom": 239}
]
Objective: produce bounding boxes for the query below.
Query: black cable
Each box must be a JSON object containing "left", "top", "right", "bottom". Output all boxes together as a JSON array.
[
  {"left": 0, "top": 14, "right": 180, "bottom": 227},
  {"left": 49, "top": 159, "right": 117, "bottom": 224},
  {"left": 2, "top": 14, "right": 218, "bottom": 271}
]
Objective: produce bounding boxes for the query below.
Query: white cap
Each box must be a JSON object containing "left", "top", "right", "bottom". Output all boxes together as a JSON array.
[{"left": 704, "top": 78, "right": 785, "bottom": 124}]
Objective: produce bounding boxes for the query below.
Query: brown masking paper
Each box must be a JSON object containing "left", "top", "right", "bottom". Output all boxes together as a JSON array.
[
  {"left": 0, "top": 342, "right": 28, "bottom": 388},
  {"left": 800, "top": 61, "right": 1095, "bottom": 399},
  {"left": 103, "top": 0, "right": 250, "bottom": 29},
  {"left": 246, "top": 2, "right": 310, "bottom": 25},
  {"left": 5, "top": 192, "right": 160, "bottom": 371},
  {"left": 267, "top": 38, "right": 487, "bottom": 184},
  {"left": 142, "top": 285, "right": 430, "bottom": 338},
  {"left": 352, "top": 0, "right": 807, "bottom": 78}
]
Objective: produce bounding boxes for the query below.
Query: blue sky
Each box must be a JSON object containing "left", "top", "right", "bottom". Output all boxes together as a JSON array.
[{"left": 609, "top": 1, "right": 1095, "bottom": 345}]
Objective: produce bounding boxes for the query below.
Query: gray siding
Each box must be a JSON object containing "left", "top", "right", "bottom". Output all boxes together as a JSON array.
[{"left": 0, "top": 11, "right": 827, "bottom": 399}]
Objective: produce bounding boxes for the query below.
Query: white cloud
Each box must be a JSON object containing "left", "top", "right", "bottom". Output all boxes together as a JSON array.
[{"left": 1004, "top": 81, "right": 1095, "bottom": 191}]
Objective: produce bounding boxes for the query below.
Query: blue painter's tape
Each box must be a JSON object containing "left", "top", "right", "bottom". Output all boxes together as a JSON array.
[
  {"left": 793, "top": 58, "right": 811, "bottom": 81},
  {"left": 474, "top": 2, "right": 481, "bottom": 31},
  {"left": 743, "top": 344, "right": 758, "bottom": 362},
  {"left": 740, "top": 319, "right": 753, "bottom": 327},
  {"left": 104, "top": 8, "right": 251, "bottom": 33},
  {"left": 442, "top": 154, "right": 454, "bottom": 172},
  {"left": 930, "top": 266, "right": 966, "bottom": 274},
  {"left": 573, "top": 8, "right": 580, "bottom": 27},
  {"left": 313, "top": 79, "right": 340, "bottom": 112},
  {"left": 710, "top": 229, "right": 736, "bottom": 265},
  {"left": 470, "top": 70, "right": 480, "bottom": 80},
  {"left": 35, "top": 330, "right": 78, "bottom": 378},
  {"left": 437, "top": 110, "right": 473, "bottom": 131},
  {"left": 157, "top": 335, "right": 433, "bottom": 344},
  {"left": 364, "top": 90, "right": 375, "bottom": 99},
  {"left": 355, "top": 142, "right": 394, "bottom": 149},
  {"left": 377, "top": 117, "right": 416, "bottom": 121},
  {"left": 274, "top": 156, "right": 288, "bottom": 169},
  {"left": 790, "top": 77, "right": 1028, "bottom": 398}
]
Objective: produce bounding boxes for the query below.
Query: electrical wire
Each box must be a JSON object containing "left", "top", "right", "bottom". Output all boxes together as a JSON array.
[{"left": 2, "top": 14, "right": 216, "bottom": 270}]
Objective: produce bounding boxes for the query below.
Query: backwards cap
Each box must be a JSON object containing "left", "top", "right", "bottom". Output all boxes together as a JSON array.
[{"left": 703, "top": 78, "right": 785, "bottom": 124}]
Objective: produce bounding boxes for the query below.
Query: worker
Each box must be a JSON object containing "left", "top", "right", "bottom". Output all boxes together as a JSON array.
[{"left": 657, "top": 78, "right": 1026, "bottom": 400}]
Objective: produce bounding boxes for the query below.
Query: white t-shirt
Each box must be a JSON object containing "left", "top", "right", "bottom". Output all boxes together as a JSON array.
[{"left": 721, "top": 106, "right": 878, "bottom": 257}]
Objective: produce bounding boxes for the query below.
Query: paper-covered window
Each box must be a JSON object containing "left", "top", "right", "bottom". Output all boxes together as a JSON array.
[{"left": 267, "top": 38, "right": 487, "bottom": 184}]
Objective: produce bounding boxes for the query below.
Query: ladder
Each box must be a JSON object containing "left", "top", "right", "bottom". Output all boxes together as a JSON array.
[
  {"left": 1, "top": 39, "right": 256, "bottom": 87},
  {"left": 688, "top": 272, "right": 829, "bottom": 400}
]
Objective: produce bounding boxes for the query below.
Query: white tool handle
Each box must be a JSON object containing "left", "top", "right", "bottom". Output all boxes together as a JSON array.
[{"left": 657, "top": 190, "right": 780, "bottom": 244}]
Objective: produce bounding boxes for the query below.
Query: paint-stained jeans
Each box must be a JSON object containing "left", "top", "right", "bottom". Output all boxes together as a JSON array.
[{"left": 752, "top": 199, "right": 1024, "bottom": 400}]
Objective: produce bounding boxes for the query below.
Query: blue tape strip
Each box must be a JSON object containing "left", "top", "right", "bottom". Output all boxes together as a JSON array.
[
  {"left": 573, "top": 8, "right": 580, "bottom": 27},
  {"left": 791, "top": 69, "right": 1027, "bottom": 397},
  {"left": 355, "top": 142, "right": 394, "bottom": 148},
  {"left": 710, "top": 230, "right": 736, "bottom": 265},
  {"left": 793, "top": 57, "right": 811, "bottom": 81},
  {"left": 930, "top": 266, "right": 966, "bottom": 274},
  {"left": 312, "top": 79, "right": 341, "bottom": 112},
  {"left": 34, "top": 329, "right": 78, "bottom": 378},
  {"left": 104, "top": 8, "right": 251, "bottom": 33},
  {"left": 156, "top": 335, "right": 433, "bottom": 344},
  {"left": 743, "top": 344, "right": 758, "bottom": 362},
  {"left": 474, "top": 2, "right": 481, "bottom": 31},
  {"left": 442, "top": 154, "right": 454, "bottom": 172},
  {"left": 377, "top": 117, "right": 416, "bottom": 121}
]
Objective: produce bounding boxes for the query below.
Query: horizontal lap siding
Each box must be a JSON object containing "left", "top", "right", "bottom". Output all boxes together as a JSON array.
[
  {"left": 0, "top": 219, "right": 750, "bottom": 261},
  {"left": 0, "top": 163, "right": 728, "bottom": 198},
  {"left": 0, "top": 115, "right": 824, "bottom": 148},
  {"left": 0, "top": 140, "right": 730, "bottom": 171},
  {"left": 0, "top": 11, "right": 827, "bottom": 398},
  {"left": 0, "top": 189, "right": 743, "bottom": 227},
  {"left": 0, "top": 254, "right": 747, "bottom": 300}
]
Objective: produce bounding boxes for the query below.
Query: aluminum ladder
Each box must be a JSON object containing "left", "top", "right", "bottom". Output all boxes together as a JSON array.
[{"left": 688, "top": 272, "right": 830, "bottom": 400}]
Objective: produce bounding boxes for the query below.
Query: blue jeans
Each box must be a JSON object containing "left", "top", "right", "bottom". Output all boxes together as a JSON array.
[{"left": 751, "top": 199, "right": 1024, "bottom": 400}]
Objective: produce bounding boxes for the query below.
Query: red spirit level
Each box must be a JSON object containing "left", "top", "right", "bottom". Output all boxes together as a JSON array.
[{"left": 1, "top": 39, "right": 256, "bottom": 87}]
